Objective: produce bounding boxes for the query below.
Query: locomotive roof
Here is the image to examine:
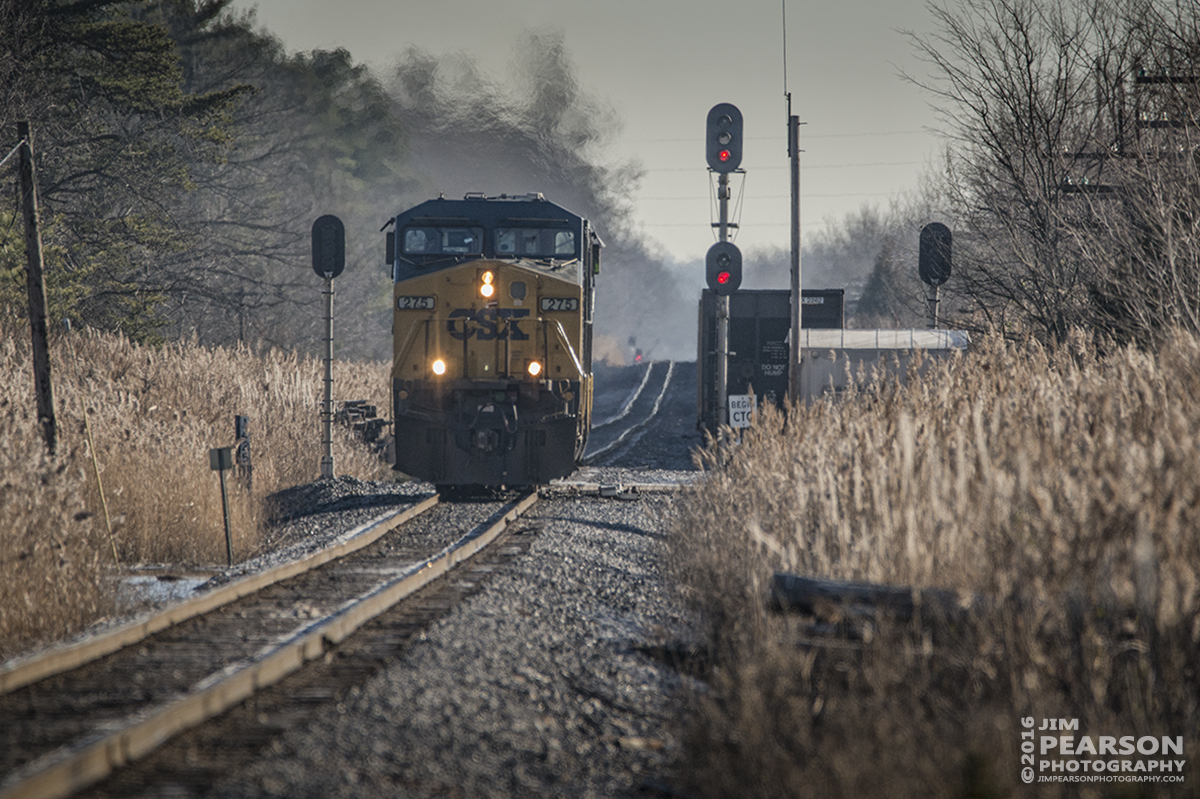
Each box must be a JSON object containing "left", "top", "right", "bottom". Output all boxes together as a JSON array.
[
  {"left": 390, "top": 193, "right": 600, "bottom": 280},
  {"left": 394, "top": 193, "right": 585, "bottom": 229}
]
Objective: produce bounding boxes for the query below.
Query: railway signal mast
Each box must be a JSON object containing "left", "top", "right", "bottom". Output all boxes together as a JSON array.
[
  {"left": 705, "top": 103, "right": 743, "bottom": 426},
  {"left": 918, "top": 222, "right": 952, "bottom": 328},
  {"left": 312, "top": 214, "right": 346, "bottom": 479}
]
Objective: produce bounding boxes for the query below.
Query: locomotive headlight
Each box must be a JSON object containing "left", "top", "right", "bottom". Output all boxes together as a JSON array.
[
  {"left": 527, "top": 360, "right": 542, "bottom": 377},
  {"left": 431, "top": 358, "right": 447, "bottom": 376},
  {"left": 479, "top": 270, "right": 495, "bottom": 298}
]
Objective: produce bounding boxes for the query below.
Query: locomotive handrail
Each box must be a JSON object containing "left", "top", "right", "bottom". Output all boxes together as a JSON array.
[{"left": 545, "top": 318, "right": 585, "bottom": 377}]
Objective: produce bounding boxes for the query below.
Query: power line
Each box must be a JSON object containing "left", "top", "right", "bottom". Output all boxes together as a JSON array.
[
  {"left": 648, "top": 205, "right": 895, "bottom": 228},
  {"left": 643, "top": 187, "right": 897, "bottom": 197},
  {"left": 624, "top": 129, "right": 927, "bottom": 144},
  {"left": 642, "top": 160, "right": 921, "bottom": 173}
]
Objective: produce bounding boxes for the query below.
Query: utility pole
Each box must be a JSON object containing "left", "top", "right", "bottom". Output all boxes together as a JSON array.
[
  {"left": 17, "top": 121, "right": 57, "bottom": 456},
  {"left": 787, "top": 97, "right": 802, "bottom": 402}
]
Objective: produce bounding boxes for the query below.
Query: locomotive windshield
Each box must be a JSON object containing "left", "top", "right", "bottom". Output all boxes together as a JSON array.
[
  {"left": 495, "top": 227, "right": 576, "bottom": 258},
  {"left": 391, "top": 195, "right": 591, "bottom": 279},
  {"left": 403, "top": 226, "right": 483, "bottom": 255}
]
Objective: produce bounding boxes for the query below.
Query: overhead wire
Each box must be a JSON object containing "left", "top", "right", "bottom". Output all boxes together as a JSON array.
[
  {"left": 623, "top": 129, "right": 926, "bottom": 145},
  {"left": 0, "top": 138, "right": 26, "bottom": 170},
  {"left": 643, "top": 159, "right": 921, "bottom": 173}
]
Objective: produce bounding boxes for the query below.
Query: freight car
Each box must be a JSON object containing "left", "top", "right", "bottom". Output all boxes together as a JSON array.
[
  {"left": 385, "top": 193, "right": 601, "bottom": 489},
  {"left": 696, "top": 288, "right": 844, "bottom": 434}
]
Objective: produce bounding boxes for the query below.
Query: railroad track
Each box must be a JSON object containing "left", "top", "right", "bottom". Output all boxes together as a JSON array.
[
  {"left": 584, "top": 360, "right": 675, "bottom": 465},
  {"left": 0, "top": 491, "right": 538, "bottom": 799}
]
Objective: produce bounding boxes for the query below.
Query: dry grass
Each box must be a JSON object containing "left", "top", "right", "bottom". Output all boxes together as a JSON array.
[
  {"left": 670, "top": 330, "right": 1200, "bottom": 797},
  {"left": 0, "top": 316, "right": 391, "bottom": 659}
]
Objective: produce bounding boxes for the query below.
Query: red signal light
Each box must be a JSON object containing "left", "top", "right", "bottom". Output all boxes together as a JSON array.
[
  {"left": 717, "top": 270, "right": 731, "bottom": 285},
  {"left": 718, "top": 149, "right": 731, "bottom": 162}
]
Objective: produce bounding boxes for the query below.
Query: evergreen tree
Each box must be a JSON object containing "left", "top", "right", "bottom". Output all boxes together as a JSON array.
[{"left": 0, "top": 0, "right": 247, "bottom": 340}]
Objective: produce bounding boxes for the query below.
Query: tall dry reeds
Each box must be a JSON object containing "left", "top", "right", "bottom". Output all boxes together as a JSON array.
[
  {"left": 671, "top": 330, "right": 1200, "bottom": 797},
  {"left": 1, "top": 316, "right": 391, "bottom": 658}
]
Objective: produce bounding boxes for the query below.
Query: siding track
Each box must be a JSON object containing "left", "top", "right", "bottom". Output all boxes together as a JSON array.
[{"left": 583, "top": 361, "right": 675, "bottom": 465}]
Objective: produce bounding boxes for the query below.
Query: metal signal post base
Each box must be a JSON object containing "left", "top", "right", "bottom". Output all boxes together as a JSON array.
[
  {"left": 715, "top": 171, "right": 731, "bottom": 427},
  {"left": 320, "top": 275, "right": 335, "bottom": 479},
  {"left": 716, "top": 295, "right": 729, "bottom": 427}
]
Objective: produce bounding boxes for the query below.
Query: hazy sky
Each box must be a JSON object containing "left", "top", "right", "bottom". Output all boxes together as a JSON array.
[{"left": 229, "top": 0, "right": 945, "bottom": 262}]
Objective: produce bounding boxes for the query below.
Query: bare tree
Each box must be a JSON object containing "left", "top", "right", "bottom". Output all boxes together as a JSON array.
[
  {"left": 1065, "top": 1, "right": 1200, "bottom": 345},
  {"left": 906, "top": 0, "right": 1115, "bottom": 339},
  {"left": 907, "top": 0, "right": 1200, "bottom": 344}
]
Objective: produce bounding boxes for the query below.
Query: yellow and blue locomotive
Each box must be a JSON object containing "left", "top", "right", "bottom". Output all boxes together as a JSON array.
[{"left": 386, "top": 193, "right": 601, "bottom": 488}]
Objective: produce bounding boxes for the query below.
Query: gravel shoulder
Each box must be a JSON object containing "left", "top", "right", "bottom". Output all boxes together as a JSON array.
[{"left": 211, "top": 481, "right": 700, "bottom": 799}]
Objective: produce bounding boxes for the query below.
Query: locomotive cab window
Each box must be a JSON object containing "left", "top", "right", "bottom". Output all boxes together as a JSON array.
[
  {"left": 443, "top": 227, "right": 481, "bottom": 253},
  {"left": 495, "top": 227, "right": 577, "bottom": 258},
  {"left": 404, "top": 227, "right": 437, "bottom": 253},
  {"left": 403, "top": 226, "right": 483, "bottom": 255}
]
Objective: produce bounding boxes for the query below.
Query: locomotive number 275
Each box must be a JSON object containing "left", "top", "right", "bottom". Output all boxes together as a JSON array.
[
  {"left": 397, "top": 295, "right": 436, "bottom": 310},
  {"left": 540, "top": 297, "right": 579, "bottom": 312}
]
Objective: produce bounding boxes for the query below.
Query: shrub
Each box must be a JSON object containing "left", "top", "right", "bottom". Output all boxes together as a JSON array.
[
  {"left": 670, "top": 330, "right": 1200, "bottom": 797},
  {"left": 0, "top": 317, "right": 391, "bottom": 657}
]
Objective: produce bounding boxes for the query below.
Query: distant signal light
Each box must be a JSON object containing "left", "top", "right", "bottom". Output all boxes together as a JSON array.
[
  {"left": 705, "top": 241, "right": 742, "bottom": 295},
  {"left": 706, "top": 103, "right": 743, "bottom": 172}
]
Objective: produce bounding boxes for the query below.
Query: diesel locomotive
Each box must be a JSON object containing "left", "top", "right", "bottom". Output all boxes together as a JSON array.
[{"left": 385, "top": 193, "right": 601, "bottom": 489}]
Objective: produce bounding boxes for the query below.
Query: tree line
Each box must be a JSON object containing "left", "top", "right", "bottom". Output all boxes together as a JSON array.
[
  {"left": 3, "top": 0, "right": 1196, "bottom": 355},
  {"left": 0, "top": 0, "right": 681, "bottom": 360},
  {"left": 789, "top": 0, "right": 1200, "bottom": 348}
]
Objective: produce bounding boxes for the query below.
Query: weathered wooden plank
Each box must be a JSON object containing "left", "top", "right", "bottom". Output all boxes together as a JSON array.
[{"left": 770, "top": 572, "right": 981, "bottom": 622}]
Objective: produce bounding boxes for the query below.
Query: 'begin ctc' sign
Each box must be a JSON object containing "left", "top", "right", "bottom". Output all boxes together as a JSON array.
[{"left": 728, "top": 394, "right": 753, "bottom": 428}]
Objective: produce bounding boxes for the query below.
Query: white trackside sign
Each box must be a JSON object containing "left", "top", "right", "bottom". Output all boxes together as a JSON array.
[{"left": 728, "top": 394, "right": 753, "bottom": 428}]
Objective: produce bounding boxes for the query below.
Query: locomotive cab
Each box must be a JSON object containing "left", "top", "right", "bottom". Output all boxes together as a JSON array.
[{"left": 386, "top": 193, "right": 601, "bottom": 488}]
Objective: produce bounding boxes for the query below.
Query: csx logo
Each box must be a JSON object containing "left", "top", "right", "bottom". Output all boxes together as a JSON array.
[{"left": 448, "top": 308, "right": 530, "bottom": 341}]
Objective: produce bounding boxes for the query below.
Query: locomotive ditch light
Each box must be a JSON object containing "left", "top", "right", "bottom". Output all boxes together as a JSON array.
[
  {"left": 527, "top": 360, "right": 543, "bottom": 377},
  {"left": 431, "top": 358, "right": 447, "bottom": 376}
]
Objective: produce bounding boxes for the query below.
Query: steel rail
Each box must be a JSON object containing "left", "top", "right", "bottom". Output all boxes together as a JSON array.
[
  {"left": 0, "top": 491, "right": 536, "bottom": 799},
  {"left": 590, "top": 360, "right": 654, "bottom": 430},
  {"left": 583, "top": 361, "right": 675, "bottom": 465},
  {"left": 0, "top": 495, "right": 438, "bottom": 696},
  {"left": 547, "top": 481, "right": 693, "bottom": 494}
]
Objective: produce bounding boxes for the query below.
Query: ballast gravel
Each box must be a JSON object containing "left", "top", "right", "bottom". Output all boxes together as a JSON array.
[{"left": 210, "top": 481, "right": 701, "bottom": 799}]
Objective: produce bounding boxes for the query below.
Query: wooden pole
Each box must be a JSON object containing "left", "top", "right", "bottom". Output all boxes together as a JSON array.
[
  {"left": 788, "top": 105, "right": 802, "bottom": 403},
  {"left": 17, "top": 121, "right": 57, "bottom": 456},
  {"left": 219, "top": 463, "right": 233, "bottom": 567}
]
